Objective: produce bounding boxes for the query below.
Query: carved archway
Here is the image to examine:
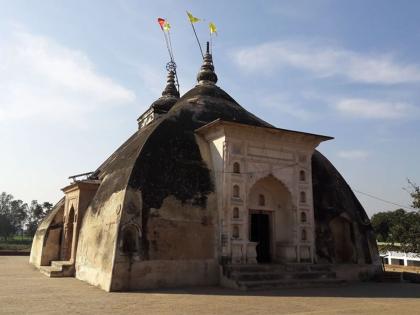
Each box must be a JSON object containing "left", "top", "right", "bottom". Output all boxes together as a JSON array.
[
  {"left": 119, "top": 223, "right": 141, "bottom": 256},
  {"left": 248, "top": 174, "right": 294, "bottom": 263}
]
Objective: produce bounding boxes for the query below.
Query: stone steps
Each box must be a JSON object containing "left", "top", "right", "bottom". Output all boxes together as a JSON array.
[
  {"left": 224, "top": 263, "right": 332, "bottom": 273},
  {"left": 230, "top": 271, "right": 337, "bottom": 282},
  {"left": 379, "top": 271, "right": 403, "bottom": 283},
  {"left": 39, "top": 260, "right": 74, "bottom": 277},
  {"left": 222, "top": 264, "right": 346, "bottom": 290},
  {"left": 239, "top": 278, "right": 347, "bottom": 290}
]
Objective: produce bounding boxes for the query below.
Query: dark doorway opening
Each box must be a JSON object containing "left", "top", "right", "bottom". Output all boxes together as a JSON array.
[{"left": 250, "top": 213, "right": 271, "bottom": 263}]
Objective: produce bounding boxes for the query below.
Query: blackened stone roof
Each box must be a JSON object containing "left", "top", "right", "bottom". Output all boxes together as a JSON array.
[{"left": 92, "top": 51, "right": 375, "bottom": 260}]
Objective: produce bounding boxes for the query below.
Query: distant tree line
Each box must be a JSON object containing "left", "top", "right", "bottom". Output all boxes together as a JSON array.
[
  {"left": 371, "top": 180, "right": 420, "bottom": 253},
  {"left": 0, "top": 192, "right": 53, "bottom": 240}
]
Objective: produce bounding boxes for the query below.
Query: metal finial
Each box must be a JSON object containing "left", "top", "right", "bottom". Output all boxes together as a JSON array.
[
  {"left": 196, "top": 43, "right": 217, "bottom": 85},
  {"left": 165, "top": 61, "right": 180, "bottom": 94}
]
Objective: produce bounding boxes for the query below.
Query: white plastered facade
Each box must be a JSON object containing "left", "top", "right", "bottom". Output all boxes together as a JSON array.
[{"left": 196, "top": 120, "right": 332, "bottom": 265}]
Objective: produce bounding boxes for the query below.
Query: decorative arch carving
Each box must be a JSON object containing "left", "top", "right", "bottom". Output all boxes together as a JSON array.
[
  {"left": 233, "top": 162, "right": 240, "bottom": 174},
  {"left": 247, "top": 173, "right": 294, "bottom": 200},
  {"left": 119, "top": 223, "right": 141, "bottom": 256}
]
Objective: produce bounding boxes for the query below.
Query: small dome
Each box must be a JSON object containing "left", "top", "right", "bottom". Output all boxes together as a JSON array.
[
  {"left": 137, "top": 69, "right": 180, "bottom": 128},
  {"left": 150, "top": 70, "right": 180, "bottom": 113}
]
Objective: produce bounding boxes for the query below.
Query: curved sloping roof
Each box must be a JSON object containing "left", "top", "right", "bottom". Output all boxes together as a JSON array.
[
  {"left": 88, "top": 52, "right": 374, "bottom": 262},
  {"left": 312, "top": 150, "right": 370, "bottom": 225}
]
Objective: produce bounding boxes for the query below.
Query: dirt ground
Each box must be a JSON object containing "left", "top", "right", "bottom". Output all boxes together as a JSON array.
[{"left": 1, "top": 256, "right": 420, "bottom": 315}]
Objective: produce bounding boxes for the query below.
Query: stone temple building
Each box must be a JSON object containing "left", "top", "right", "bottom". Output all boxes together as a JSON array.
[{"left": 30, "top": 45, "right": 382, "bottom": 291}]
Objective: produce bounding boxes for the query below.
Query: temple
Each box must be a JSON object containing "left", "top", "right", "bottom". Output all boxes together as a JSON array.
[{"left": 30, "top": 44, "right": 381, "bottom": 291}]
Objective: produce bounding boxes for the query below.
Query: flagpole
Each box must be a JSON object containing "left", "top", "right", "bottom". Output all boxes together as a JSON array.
[
  {"left": 187, "top": 11, "right": 204, "bottom": 59},
  {"left": 191, "top": 23, "right": 204, "bottom": 58},
  {"left": 166, "top": 30, "right": 180, "bottom": 92},
  {"left": 167, "top": 30, "right": 174, "bottom": 61},
  {"left": 157, "top": 18, "right": 180, "bottom": 92},
  {"left": 160, "top": 28, "right": 173, "bottom": 61}
]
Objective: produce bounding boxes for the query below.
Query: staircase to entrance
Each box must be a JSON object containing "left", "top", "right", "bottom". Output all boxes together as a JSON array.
[
  {"left": 221, "top": 264, "right": 346, "bottom": 290},
  {"left": 39, "top": 261, "right": 74, "bottom": 277}
]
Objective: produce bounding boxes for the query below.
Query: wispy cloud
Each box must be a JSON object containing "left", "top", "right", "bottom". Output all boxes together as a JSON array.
[
  {"left": 334, "top": 98, "right": 418, "bottom": 119},
  {"left": 259, "top": 93, "right": 319, "bottom": 121},
  {"left": 231, "top": 40, "right": 420, "bottom": 84},
  {"left": 0, "top": 29, "right": 135, "bottom": 124},
  {"left": 337, "top": 150, "right": 370, "bottom": 160}
]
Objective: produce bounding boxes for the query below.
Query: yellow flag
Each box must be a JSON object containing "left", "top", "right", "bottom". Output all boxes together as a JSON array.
[
  {"left": 187, "top": 11, "right": 200, "bottom": 23},
  {"left": 209, "top": 22, "right": 217, "bottom": 35},
  {"left": 163, "top": 22, "right": 171, "bottom": 31}
]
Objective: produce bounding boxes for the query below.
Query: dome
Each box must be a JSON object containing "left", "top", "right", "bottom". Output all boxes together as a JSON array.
[{"left": 92, "top": 49, "right": 376, "bottom": 262}]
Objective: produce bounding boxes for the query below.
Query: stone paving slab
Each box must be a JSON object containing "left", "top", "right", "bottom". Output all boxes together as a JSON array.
[{"left": 1, "top": 256, "right": 420, "bottom": 315}]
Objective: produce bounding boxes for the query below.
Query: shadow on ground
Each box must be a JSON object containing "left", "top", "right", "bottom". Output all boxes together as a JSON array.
[{"left": 120, "top": 282, "right": 420, "bottom": 299}]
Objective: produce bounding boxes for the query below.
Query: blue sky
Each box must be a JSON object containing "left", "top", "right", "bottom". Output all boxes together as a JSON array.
[{"left": 1, "top": 0, "right": 419, "bottom": 216}]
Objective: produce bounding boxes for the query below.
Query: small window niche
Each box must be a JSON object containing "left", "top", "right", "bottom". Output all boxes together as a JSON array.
[
  {"left": 301, "top": 229, "right": 307, "bottom": 241},
  {"left": 258, "top": 194, "right": 265, "bottom": 206},
  {"left": 233, "top": 207, "right": 240, "bottom": 219},
  {"left": 300, "top": 212, "right": 307, "bottom": 223},
  {"left": 120, "top": 225, "right": 139, "bottom": 255},
  {"left": 299, "top": 170, "right": 306, "bottom": 181},
  {"left": 300, "top": 191, "right": 307, "bottom": 203},
  {"left": 233, "top": 185, "right": 240, "bottom": 198},
  {"left": 233, "top": 162, "right": 241, "bottom": 174},
  {"left": 232, "top": 226, "right": 240, "bottom": 239}
]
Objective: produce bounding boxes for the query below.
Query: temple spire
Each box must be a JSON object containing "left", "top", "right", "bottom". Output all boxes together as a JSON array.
[
  {"left": 162, "top": 69, "right": 180, "bottom": 98},
  {"left": 137, "top": 67, "right": 180, "bottom": 129},
  {"left": 197, "top": 41, "right": 218, "bottom": 85}
]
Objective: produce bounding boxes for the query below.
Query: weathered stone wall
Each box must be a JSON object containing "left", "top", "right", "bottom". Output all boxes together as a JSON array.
[
  {"left": 75, "top": 178, "right": 124, "bottom": 291},
  {"left": 312, "top": 150, "right": 381, "bottom": 267},
  {"left": 110, "top": 191, "right": 219, "bottom": 291},
  {"left": 75, "top": 122, "right": 160, "bottom": 291},
  {"left": 29, "top": 199, "right": 64, "bottom": 267}
]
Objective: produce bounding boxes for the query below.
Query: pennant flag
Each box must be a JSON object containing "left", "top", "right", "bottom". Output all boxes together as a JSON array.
[
  {"left": 209, "top": 22, "right": 217, "bottom": 35},
  {"left": 187, "top": 11, "right": 200, "bottom": 23},
  {"left": 157, "top": 17, "right": 166, "bottom": 29},
  {"left": 163, "top": 22, "right": 171, "bottom": 31}
]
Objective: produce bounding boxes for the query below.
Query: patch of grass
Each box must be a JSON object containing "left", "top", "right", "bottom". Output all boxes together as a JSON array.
[{"left": 0, "top": 235, "right": 32, "bottom": 251}]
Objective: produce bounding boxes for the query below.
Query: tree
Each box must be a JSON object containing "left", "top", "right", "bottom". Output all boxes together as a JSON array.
[
  {"left": 372, "top": 208, "right": 420, "bottom": 253},
  {"left": 10, "top": 199, "right": 28, "bottom": 235},
  {"left": 26, "top": 200, "right": 52, "bottom": 236},
  {"left": 0, "top": 192, "right": 52, "bottom": 238},
  {"left": 0, "top": 213, "right": 15, "bottom": 240},
  {"left": 42, "top": 202, "right": 53, "bottom": 216},
  {"left": 0, "top": 192, "right": 17, "bottom": 240},
  {"left": 408, "top": 179, "right": 420, "bottom": 210},
  {"left": 0, "top": 192, "right": 28, "bottom": 240}
]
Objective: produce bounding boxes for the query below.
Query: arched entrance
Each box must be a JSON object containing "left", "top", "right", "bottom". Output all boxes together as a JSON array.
[
  {"left": 64, "top": 206, "right": 75, "bottom": 261},
  {"left": 248, "top": 175, "right": 293, "bottom": 263},
  {"left": 329, "top": 216, "right": 355, "bottom": 263}
]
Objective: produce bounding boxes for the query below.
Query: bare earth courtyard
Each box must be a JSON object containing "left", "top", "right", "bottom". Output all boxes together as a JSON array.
[{"left": 1, "top": 257, "right": 420, "bottom": 315}]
